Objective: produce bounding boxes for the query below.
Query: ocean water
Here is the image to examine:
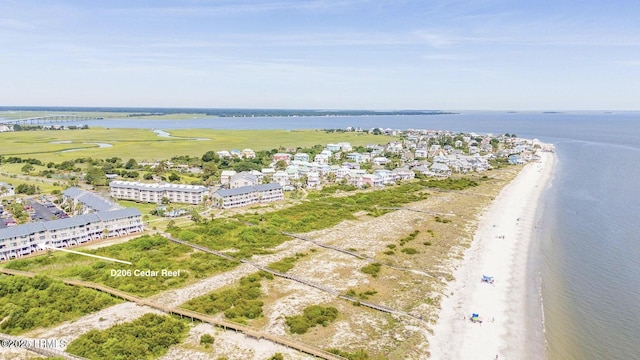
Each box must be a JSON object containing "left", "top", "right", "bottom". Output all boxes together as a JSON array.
[{"left": 67, "top": 111, "right": 640, "bottom": 358}]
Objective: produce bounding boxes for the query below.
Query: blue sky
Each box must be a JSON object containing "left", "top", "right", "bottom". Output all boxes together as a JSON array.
[{"left": 1, "top": 0, "right": 639, "bottom": 110}]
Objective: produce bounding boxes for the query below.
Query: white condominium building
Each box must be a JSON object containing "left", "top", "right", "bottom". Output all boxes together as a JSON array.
[
  {"left": 212, "top": 183, "right": 283, "bottom": 209},
  {"left": 110, "top": 181, "right": 208, "bottom": 204},
  {"left": 0, "top": 208, "right": 143, "bottom": 261}
]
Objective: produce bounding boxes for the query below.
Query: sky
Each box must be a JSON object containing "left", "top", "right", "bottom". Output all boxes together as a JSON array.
[{"left": 1, "top": 0, "right": 639, "bottom": 110}]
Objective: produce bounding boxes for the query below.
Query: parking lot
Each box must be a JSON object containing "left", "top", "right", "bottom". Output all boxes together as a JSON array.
[{"left": 27, "top": 200, "right": 68, "bottom": 222}]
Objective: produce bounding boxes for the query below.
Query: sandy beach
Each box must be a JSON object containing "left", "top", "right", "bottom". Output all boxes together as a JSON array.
[{"left": 429, "top": 151, "right": 555, "bottom": 360}]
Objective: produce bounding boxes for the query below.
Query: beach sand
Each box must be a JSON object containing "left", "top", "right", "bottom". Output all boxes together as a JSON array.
[{"left": 428, "top": 151, "right": 555, "bottom": 360}]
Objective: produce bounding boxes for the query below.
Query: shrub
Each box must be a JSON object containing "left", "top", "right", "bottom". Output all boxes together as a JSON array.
[
  {"left": 200, "top": 334, "right": 215, "bottom": 347},
  {"left": 360, "top": 263, "right": 381, "bottom": 277},
  {"left": 401, "top": 248, "right": 418, "bottom": 255},
  {"left": 286, "top": 305, "right": 339, "bottom": 334}
]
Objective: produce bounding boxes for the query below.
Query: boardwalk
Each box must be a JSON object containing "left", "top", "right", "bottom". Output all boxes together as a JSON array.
[{"left": 0, "top": 267, "right": 346, "bottom": 360}]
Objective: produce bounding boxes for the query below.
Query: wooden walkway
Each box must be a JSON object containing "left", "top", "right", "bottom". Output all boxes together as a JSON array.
[{"left": 0, "top": 268, "right": 346, "bottom": 360}]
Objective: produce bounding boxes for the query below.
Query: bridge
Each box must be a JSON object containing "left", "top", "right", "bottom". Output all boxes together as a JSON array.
[{"left": 0, "top": 114, "right": 103, "bottom": 125}]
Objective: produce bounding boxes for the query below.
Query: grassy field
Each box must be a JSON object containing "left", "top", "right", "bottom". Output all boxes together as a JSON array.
[
  {"left": 2, "top": 235, "right": 239, "bottom": 297},
  {"left": 0, "top": 128, "right": 391, "bottom": 163}
]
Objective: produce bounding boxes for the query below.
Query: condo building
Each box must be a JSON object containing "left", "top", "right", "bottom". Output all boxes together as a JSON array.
[{"left": 109, "top": 181, "right": 208, "bottom": 204}]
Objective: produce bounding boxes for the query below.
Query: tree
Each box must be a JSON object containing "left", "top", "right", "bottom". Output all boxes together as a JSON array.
[
  {"left": 201, "top": 151, "right": 218, "bottom": 162},
  {"left": 202, "top": 161, "right": 219, "bottom": 179},
  {"left": 274, "top": 160, "right": 288, "bottom": 170},
  {"left": 124, "top": 158, "right": 138, "bottom": 169},
  {"left": 168, "top": 172, "right": 180, "bottom": 182},
  {"left": 191, "top": 209, "right": 203, "bottom": 223},
  {"left": 85, "top": 166, "right": 107, "bottom": 186},
  {"left": 21, "top": 164, "right": 35, "bottom": 174}
]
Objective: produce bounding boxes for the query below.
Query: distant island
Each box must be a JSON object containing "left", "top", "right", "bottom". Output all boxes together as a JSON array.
[{"left": 0, "top": 106, "right": 457, "bottom": 118}]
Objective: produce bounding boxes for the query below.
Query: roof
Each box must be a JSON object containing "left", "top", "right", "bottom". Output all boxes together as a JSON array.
[
  {"left": 98, "top": 207, "right": 142, "bottom": 221},
  {"left": 215, "top": 186, "right": 258, "bottom": 198},
  {"left": 45, "top": 213, "right": 101, "bottom": 231},
  {"left": 110, "top": 181, "right": 207, "bottom": 193},
  {"left": 0, "top": 209, "right": 141, "bottom": 240},
  {"left": 0, "top": 222, "right": 47, "bottom": 239},
  {"left": 215, "top": 183, "right": 282, "bottom": 198},
  {"left": 63, "top": 187, "right": 118, "bottom": 212}
]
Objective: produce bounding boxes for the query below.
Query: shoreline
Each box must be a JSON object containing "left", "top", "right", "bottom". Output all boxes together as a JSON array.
[{"left": 428, "top": 151, "right": 555, "bottom": 359}]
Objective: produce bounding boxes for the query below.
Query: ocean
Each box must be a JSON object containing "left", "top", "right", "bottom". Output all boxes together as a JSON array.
[{"left": 63, "top": 110, "right": 640, "bottom": 359}]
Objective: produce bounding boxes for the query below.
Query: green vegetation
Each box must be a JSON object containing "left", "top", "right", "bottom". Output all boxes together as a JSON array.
[
  {"left": 173, "top": 220, "right": 289, "bottom": 259},
  {"left": 199, "top": 334, "right": 215, "bottom": 348},
  {"left": 327, "top": 348, "right": 370, "bottom": 360},
  {"left": 266, "top": 252, "right": 307, "bottom": 273},
  {"left": 66, "top": 314, "right": 188, "bottom": 360},
  {"left": 345, "top": 289, "right": 378, "bottom": 300},
  {"left": 182, "top": 272, "right": 272, "bottom": 323},
  {"left": 434, "top": 216, "right": 452, "bottom": 223},
  {"left": 399, "top": 230, "right": 420, "bottom": 246},
  {"left": 239, "top": 183, "right": 429, "bottom": 233},
  {"left": 4, "top": 235, "right": 237, "bottom": 297},
  {"left": 0, "top": 128, "right": 389, "bottom": 163},
  {"left": 400, "top": 247, "right": 419, "bottom": 255},
  {"left": 360, "top": 262, "right": 382, "bottom": 278},
  {"left": 420, "top": 177, "right": 479, "bottom": 190},
  {"left": 285, "top": 305, "right": 339, "bottom": 334},
  {"left": 0, "top": 275, "right": 121, "bottom": 335}
]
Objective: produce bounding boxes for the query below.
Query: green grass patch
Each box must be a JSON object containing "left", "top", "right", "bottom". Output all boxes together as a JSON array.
[
  {"left": 182, "top": 272, "right": 272, "bottom": 323},
  {"left": 327, "top": 349, "right": 370, "bottom": 360},
  {"left": 238, "top": 183, "right": 429, "bottom": 234},
  {"left": 345, "top": 289, "right": 378, "bottom": 300},
  {"left": 4, "top": 235, "right": 237, "bottom": 297},
  {"left": 420, "top": 177, "right": 479, "bottom": 190},
  {"left": 401, "top": 247, "right": 419, "bottom": 255},
  {"left": 66, "top": 313, "right": 188, "bottom": 360},
  {"left": 399, "top": 230, "right": 420, "bottom": 246},
  {"left": 171, "top": 220, "right": 290, "bottom": 259},
  {"left": 0, "top": 275, "right": 122, "bottom": 335},
  {"left": 434, "top": 216, "right": 452, "bottom": 223},
  {"left": 285, "top": 305, "right": 339, "bottom": 334},
  {"left": 360, "top": 263, "right": 382, "bottom": 278},
  {"left": 266, "top": 252, "right": 307, "bottom": 273}
]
